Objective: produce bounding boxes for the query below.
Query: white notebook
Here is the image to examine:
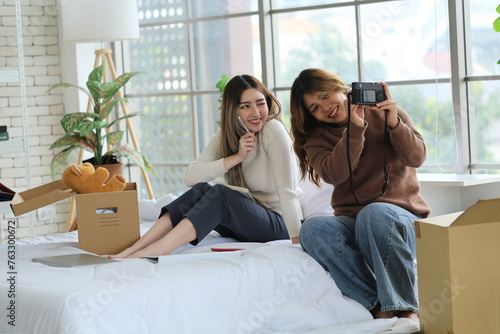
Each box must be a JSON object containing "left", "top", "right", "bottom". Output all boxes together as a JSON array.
[{"left": 32, "top": 253, "right": 119, "bottom": 267}]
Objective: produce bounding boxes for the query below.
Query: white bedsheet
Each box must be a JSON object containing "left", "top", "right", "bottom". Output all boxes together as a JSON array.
[{"left": 0, "top": 228, "right": 396, "bottom": 334}]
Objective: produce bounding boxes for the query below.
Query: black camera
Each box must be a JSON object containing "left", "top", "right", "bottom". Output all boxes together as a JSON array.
[{"left": 351, "top": 82, "right": 385, "bottom": 105}]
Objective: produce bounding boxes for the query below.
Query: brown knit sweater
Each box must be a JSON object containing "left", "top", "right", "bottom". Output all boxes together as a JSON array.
[{"left": 304, "top": 107, "right": 431, "bottom": 218}]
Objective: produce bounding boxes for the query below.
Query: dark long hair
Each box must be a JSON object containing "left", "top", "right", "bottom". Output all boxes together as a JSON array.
[{"left": 289, "top": 68, "right": 350, "bottom": 186}]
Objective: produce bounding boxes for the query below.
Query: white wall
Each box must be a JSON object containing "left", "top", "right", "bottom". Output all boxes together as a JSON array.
[
  {"left": 0, "top": 0, "right": 116, "bottom": 242},
  {"left": 0, "top": 0, "right": 66, "bottom": 240}
]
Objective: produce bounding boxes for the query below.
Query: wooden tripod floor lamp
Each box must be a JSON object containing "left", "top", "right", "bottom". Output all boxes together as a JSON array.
[{"left": 61, "top": 0, "right": 154, "bottom": 231}]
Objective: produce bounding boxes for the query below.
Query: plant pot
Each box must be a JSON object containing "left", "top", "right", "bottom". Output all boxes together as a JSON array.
[{"left": 83, "top": 155, "right": 124, "bottom": 182}]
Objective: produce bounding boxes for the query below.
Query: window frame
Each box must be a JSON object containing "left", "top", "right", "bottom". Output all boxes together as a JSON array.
[{"left": 119, "top": 0, "right": 500, "bottom": 192}]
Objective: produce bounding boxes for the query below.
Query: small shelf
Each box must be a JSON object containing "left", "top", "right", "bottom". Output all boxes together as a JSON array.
[
  {"left": 0, "top": 70, "right": 20, "bottom": 83},
  {"left": 0, "top": 201, "right": 13, "bottom": 215},
  {"left": 0, "top": 139, "right": 23, "bottom": 154},
  {"left": 418, "top": 173, "right": 500, "bottom": 187}
]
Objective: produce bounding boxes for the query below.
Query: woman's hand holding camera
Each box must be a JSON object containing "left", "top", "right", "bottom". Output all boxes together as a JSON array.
[
  {"left": 369, "top": 82, "right": 399, "bottom": 129},
  {"left": 349, "top": 103, "right": 366, "bottom": 127}
]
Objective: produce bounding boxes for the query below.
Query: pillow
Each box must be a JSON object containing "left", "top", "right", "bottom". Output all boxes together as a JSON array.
[
  {"left": 298, "top": 178, "right": 334, "bottom": 220},
  {"left": 138, "top": 194, "right": 178, "bottom": 222}
]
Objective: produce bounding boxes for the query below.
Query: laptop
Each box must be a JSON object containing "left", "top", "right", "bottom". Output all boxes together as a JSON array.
[{"left": 32, "top": 253, "right": 119, "bottom": 267}]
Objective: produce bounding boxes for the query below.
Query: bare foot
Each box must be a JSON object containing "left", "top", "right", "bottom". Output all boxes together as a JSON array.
[
  {"left": 379, "top": 312, "right": 421, "bottom": 333},
  {"left": 122, "top": 249, "right": 150, "bottom": 259},
  {"left": 109, "top": 245, "right": 139, "bottom": 259},
  {"left": 116, "top": 242, "right": 170, "bottom": 259}
]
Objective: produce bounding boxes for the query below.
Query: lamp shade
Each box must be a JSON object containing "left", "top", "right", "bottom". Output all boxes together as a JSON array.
[{"left": 61, "top": 0, "right": 140, "bottom": 43}]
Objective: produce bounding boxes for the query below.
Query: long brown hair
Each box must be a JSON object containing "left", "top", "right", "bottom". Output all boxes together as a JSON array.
[
  {"left": 220, "top": 74, "right": 282, "bottom": 187},
  {"left": 289, "top": 68, "right": 350, "bottom": 186}
]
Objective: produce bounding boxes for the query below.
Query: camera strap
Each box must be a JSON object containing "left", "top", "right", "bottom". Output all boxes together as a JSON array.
[{"left": 346, "top": 93, "right": 390, "bottom": 205}]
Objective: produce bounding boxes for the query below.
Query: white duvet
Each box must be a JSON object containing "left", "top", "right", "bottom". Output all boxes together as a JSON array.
[{"left": 0, "top": 234, "right": 396, "bottom": 334}]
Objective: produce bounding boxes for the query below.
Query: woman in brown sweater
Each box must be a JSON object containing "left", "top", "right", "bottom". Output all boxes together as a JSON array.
[{"left": 290, "top": 68, "right": 430, "bottom": 334}]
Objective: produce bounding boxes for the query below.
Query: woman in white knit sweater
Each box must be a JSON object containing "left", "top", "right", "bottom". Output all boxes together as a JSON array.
[{"left": 111, "top": 75, "right": 302, "bottom": 259}]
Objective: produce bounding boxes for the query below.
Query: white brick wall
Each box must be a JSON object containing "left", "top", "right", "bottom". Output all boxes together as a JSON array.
[{"left": 0, "top": 0, "right": 68, "bottom": 242}]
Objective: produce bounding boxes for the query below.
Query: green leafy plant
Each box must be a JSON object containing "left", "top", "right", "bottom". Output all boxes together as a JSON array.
[
  {"left": 215, "top": 74, "right": 229, "bottom": 125},
  {"left": 47, "top": 64, "right": 153, "bottom": 179},
  {"left": 216, "top": 74, "right": 229, "bottom": 108},
  {"left": 494, "top": 4, "right": 500, "bottom": 64}
]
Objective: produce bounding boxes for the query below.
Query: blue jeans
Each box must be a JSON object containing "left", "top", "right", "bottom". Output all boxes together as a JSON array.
[{"left": 300, "top": 202, "right": 419, "bottom": 313}]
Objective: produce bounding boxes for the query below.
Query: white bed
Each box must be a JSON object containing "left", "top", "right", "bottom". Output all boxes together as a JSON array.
[{"left": 0, "top": 182, "right": 398, "bottom": 334}]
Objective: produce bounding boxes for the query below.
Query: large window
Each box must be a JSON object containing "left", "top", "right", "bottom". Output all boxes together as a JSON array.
[
  {"left": 122, "top": 0, "right": 500, "bottom": 198},
  {"left": 467, "top": 1, "right": 500, "bottom": 170}
]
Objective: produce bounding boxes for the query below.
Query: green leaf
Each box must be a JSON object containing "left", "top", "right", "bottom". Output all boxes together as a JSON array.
[
  {"left": 110, "top": 146, "right": 154, "bottom": 173},
  {"left": 49, "top": 134, "right": 96, "bottom": 151},
  {"left": 107, "top": 112, "right": 139, "bottom": 128},
  {"left": 100, "top": 82, "right": 118, "bottom": 101},
  {"left": 114, "top": 72, "right": 140, "bottom": 90},
  {"left": 100, "top": 72, "right": 139, "bottom": 102},
  {"left": 88, "top": 65, "right": 104, "bottom": 83},
  {"left": 60, "top": 113, "right": 95, "bottom": 134},
  {"left": 216, "top": 74, "right": 229, "bottom": 92},
  {"left": 45, "top": 83, "right": 90, "bottom": 97},
  {"left": 494, "top": 17, "right": 500, "bottom": 32},
  {"left": 77, "top": 120, "right": 99, "bottom": 136},
  {"left": 87, "top": 80, "right": 101, "bottom": 102},
  {"left": 106, "top": 131, "right": 124, "bottom": 145},
  {"left": 50, "top": 147, "right": 78, "bottom": 180},
  {"left": 92, "top": 119, "right": 109, "bottom": 130},
  {"left": 100, "top": 98, "right": 128, "bottom": 119}
]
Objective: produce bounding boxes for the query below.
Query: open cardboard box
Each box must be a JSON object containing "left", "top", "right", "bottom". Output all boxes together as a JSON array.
[
  {"left": 415, "top": 198, "right": 500, "bottom": 334},
  {"left": 11, "top": 180, "right": 140, "bottom": 255}
]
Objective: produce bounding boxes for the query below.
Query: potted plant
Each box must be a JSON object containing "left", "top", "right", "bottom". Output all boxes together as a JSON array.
[{"left": 47, "top": 64, "right": 153, "bottom": 179}]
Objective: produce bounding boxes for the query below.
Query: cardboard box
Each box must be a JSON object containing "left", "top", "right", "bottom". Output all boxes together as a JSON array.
[
  {"left": 415, "top": 199, "right": 500, "bottom": 334},
  {"left": 11, "top": 180, "right": 140, "bottom": 255}
]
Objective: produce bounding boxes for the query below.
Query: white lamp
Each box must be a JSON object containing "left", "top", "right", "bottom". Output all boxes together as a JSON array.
[{"left": 61, "top": 0, "right": 140, "bottom": 44}]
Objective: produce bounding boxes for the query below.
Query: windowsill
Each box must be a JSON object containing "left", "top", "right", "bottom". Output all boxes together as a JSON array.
[{"left": 418, "top": 173, "right": 500, "bottom": 187}]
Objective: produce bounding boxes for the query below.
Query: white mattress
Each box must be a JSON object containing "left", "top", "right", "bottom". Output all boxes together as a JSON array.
[{"left": 0, "top": 225, "right": 396, "bottom": 334}]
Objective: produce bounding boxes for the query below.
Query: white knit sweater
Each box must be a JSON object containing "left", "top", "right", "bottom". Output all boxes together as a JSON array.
[{"left": 184, "top": 119, "right": 303, "bottom": 239}]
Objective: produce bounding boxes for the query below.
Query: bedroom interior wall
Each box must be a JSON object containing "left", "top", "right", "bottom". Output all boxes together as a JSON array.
[{"left": 0, "top": 0, "right": 67, "bottom": 241}]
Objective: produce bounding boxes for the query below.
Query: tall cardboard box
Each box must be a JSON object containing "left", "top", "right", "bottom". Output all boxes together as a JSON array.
[
  {"left": 74, "top": 186, "right": 140, "bottom": 255},
  {"left": 11, "top": 180, "right": 140, "bottom": 255},
  {"left": 415, "top": 199, "right": 500, "bottom": 334}
]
